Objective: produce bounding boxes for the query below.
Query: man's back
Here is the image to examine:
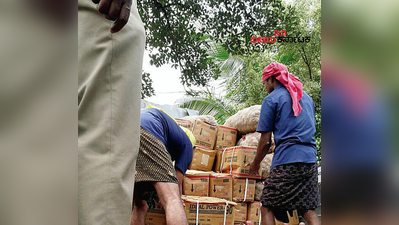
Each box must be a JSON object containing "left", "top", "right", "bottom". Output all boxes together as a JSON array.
[{"left": 257, "top": 84, "right": 317, "bottom": 168}]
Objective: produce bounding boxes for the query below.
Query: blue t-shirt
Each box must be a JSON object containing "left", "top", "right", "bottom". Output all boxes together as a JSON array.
[
  {"left": 140, "top": 108, "right": 193, "bottom": 175},
  {"left": 323, "top": 84, "right": 389, "bottom": 171},
  {"left": 257, "top": 84, "right": 317, "bottom": 169}
]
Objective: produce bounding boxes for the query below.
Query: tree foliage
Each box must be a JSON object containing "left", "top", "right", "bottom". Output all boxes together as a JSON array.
[{"left": 138, "top": 0, "right": 297, "bottom": 94}]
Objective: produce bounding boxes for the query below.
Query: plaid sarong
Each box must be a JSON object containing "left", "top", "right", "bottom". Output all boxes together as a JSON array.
[
  {"left": 261, "top": 163, "right": 320, "bottom": 211},
  {"left": 135, "top": 127, "right": 178, "bottom": 184}
]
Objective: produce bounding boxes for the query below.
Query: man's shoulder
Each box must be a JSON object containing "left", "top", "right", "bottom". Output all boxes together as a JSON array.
[{"left": 302, "top": 91, "right": 314, "bottom": 103}]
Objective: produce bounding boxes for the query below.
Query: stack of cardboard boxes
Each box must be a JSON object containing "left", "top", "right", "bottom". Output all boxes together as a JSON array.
[
  {"left": 145, "top": 117, "right": 296, "bottom": 225},
  {"left": 181, "top": 119, "right": 263, "bottom": 225}
]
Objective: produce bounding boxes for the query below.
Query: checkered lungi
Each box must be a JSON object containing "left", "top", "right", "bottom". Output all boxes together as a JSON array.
[
  {"left": 135, "top": 127, "right": 178, "bottom": 184},
  {"left": 261, "top": 163, "right": 320, "bottom": 211}
]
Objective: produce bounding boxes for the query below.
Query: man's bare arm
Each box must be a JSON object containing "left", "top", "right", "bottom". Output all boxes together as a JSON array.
[
  {"left": 175, "top": 168, "right": 184, "bottom": 196},
  {"left": 249, "top": 132, "right": 272, "bottom": 175}
]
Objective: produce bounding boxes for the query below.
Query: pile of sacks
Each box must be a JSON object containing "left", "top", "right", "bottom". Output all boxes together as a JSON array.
[
  {"left": 224, "top": 105, "right": 261, "bottom": 134},
  {"left": 237, "top": 132, "right": 275, "bottom": 152},
  {"left": 180, "top": 115, "right": 218, "bottom": 126}
]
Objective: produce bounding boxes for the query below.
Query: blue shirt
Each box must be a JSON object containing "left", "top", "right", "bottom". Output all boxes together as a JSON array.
[
  {"left": 257, "top": 84, "right": 317, "bottom": 169},
  {"left": 140, "top": 108, "right": 193, "bottom": 175},
  {"left": 323, "top": 84, "right": 389, "bottom": 171}
]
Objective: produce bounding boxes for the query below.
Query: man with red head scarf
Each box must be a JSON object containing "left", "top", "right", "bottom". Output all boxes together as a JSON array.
[{"left": 249, "top": 63, "right": 320, "bottom": 225}]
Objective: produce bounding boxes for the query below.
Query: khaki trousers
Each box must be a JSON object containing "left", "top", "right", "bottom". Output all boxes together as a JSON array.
[{"left": 78, "top": 1, "right": 145, "bottom": 224}]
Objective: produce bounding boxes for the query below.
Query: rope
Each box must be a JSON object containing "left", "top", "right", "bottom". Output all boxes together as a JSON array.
[
  {"left": 196, "top": 200, "right": 199, "bottom": 225},
  {"left": 220, "top": 148, "right": 227, "bottom": 172},
  {"left": 223, "top": 202, "right": 229, "bottom": 225},
  {"left": 243, "top": 178, "right": 248, "bottom": 202}
]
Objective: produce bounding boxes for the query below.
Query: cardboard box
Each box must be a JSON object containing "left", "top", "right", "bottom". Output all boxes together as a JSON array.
[
  {"left": 191, "top": 120, "right": 217, "bottom": 149},
  {"left": 183, "top": 170, "right": 210, "bottom": 197},
  {"left": 213, "top": 150, "right": 223, "bottom": 172},
  {"left": 182, "top": 195, "right": 237, "bottom": 225},
  {"left": 274, "top": 210, "right": 299, "bottom": 225},
  {"left": 189, "top": 145, "right": 216, "bottom": 171},
  {"left": 234, "top": 202, "right": 248, "bottom": 222},
  {"left": 233, "top": 177, "right": 256, "bottom": 202},
  {"left": 209, "top": 173, "right": 233, "bottom": 201},
  {"left": 176, "top": 119, "right": 194, "bottom": 130},
  {"left": 247, "top": 202, "right": 262, "bottom": 225},
  {"left": 215, "top": 125, "right": 238, "bottom": 150},
  {"left": 220, "top": 146, "right": 262, "bottom": 179},
  {"left": 145, "top": 202, "right": 166, "bottom": 225}
]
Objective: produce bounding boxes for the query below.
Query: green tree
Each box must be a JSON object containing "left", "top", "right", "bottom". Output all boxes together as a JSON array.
[{"left": 138, "top": 0, "right": 298, "bottom": 95}]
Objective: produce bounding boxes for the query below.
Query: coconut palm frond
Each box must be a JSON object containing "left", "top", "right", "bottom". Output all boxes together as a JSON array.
[{"left": 177, "top": 97, "right": 234, "bottom": 125}]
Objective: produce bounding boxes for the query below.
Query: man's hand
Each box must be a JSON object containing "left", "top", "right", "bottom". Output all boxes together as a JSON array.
[
  {"left": 249, "top": 161, "right": 260, "bottom": 176},
  {"left": 92, "top": 0, "right": 132, "bottom": 33}
]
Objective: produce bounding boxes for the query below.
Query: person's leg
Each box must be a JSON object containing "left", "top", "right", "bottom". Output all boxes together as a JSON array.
[
  {"left": 153, "top": 182, "right": 187, "bottom": 225},
  {"left": 130, "top": 186, "right": 149, "bottom": 225},
  {"left": 303, "top": 210, "right": 320, "bottom": 225},
  {"left": 261, "top": 206, "right": 275, "bottom": 225},
  {"left": 78, "top": 0, "right": 145, "bottom": 224}
]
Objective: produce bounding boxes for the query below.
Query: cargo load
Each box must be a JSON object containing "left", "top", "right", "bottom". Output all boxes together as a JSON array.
[
  {"left": 274, "top": 210, "right": 300, "bottom": 225},
  {"left": 215, "top": 125, "right": 238, "bottom": 150},
  {"left": 237, "top": 132, "right": 261, "bottom": 147},
  {"left": 254, "top": 181, "right": 264, "bottom": 201},
  {"left": 261, "top": 153, "right": 274, "bottom": 180},
  {"left": 183, "top": 170, "right": 211, "bottom": 197},
  {"left": 189, "top": 145, "right": 216, "bottom": 171},
  {"left": 145, "top": 202, "right": 166, "bottom": 225},
  {"left": 180, "top": 115, "right": 218, "bottom": 126},
  {"left": 209, "top": 173, "right": 233, "bottom": 201},
  {"left": 224, "top": 105, "right": 261, "bottom": 134},
  {"left": 176, "top": 119, "right": 194, "bottom": 130},
  {"left": 191, "top": 120, "right": 218, "bottom": 149},
  {"left": 219, "top": 146, "right": 262, "bottom": 179},
  {"left": 182, "top": 195, "right": 237, "bottom": 225},
  {"left": 234, "top": 202, "right": 248, "bottom": 222},
  {"left": 247, "top": 202, "right": 262, "bottom": 225},
  {"left": 232, "top": 177, "right": 256, "bottom": 202},
  {"left": 237, "top": 132, "right": 276, "bottom": 153}
]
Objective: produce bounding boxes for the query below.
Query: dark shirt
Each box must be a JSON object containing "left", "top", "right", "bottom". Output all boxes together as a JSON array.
[
  {"left": 257, "top": 84, "right": 317, "bottom": 168},
  {"left": 140, "top": 108, "right": 193, "bottom": 175}
]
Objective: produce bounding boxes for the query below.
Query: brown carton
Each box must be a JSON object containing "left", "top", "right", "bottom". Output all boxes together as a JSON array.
[
  {"left": 233, "top": 177, "right": 256, "bottom": 202},
  {"left": 183, "top": 170, "right": 210, "bottom": 197},
  {"left": 189, "top": 145, "right": 216, "bottom": 171},
  {"left": 234, "top": 202, "right": 248, "bottom": 222},
  {"left": 145, "top": 202, "right": 166, "bottom": 225},
  {"left": 209, "top": 173, "right": 233, "bottom": 201},
  {"left": 274, "top": 210, "right": 299, "bottom": 225},
  {"left": 215, "top": 125, "right": 238, "bottom": 150},
  {"left": 220, "top": 146, "right": 262, "bottom": 179},
  {"left": 191, "top": 120, "right": 217, "bottom": 149},
  {"left": 247, "top": 202, "right": 262, "bottom": 225},
  {"left": 213, "top": 150, "right": 223, "bottom": 172},
  {"left": 182, "top": 195, "right": 237, "bottom": 225},
  {"left": 234, "top": 222, "right": 245, "bottom": 225},
  {"left": 176, "top": 119, "right": 194, "bottom": 130}
]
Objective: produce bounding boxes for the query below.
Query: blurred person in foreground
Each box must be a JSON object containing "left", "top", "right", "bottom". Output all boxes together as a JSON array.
[
  {"left": 323, "top": 63, "right": 397, "bottom": 225},
  {"left": 78, "top": 0, "right": 145, "bottom": 225},
  {"left": 130, "top": 107, "right": 195, "bottom": 225},
  {"left": 249, "top": 63, "right": 320, "bottom": 225}
]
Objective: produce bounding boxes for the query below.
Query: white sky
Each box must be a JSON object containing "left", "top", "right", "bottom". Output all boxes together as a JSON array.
[
  {"left": 143, "top": 51, "right": 186, "bottom": 105},
  {"left": 143, "top": 51, "right": 224, "bottom": 106}
]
